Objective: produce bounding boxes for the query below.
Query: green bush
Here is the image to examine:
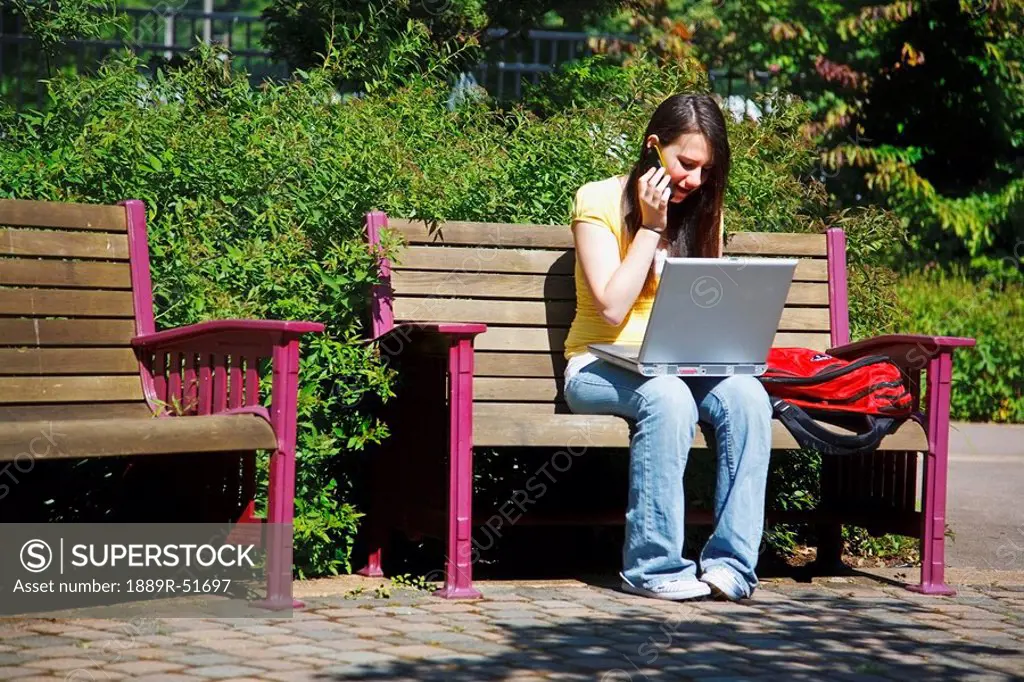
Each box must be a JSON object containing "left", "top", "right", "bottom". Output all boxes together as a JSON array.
[
  {"left": 897, "top": 269, "right": 1024, "bottom": 423},
  {"left": 1, "top": 47, "right": 398, "bottom": 577},
  {"left": 0, "top": 43, "right": 914, "bottom": 575}
]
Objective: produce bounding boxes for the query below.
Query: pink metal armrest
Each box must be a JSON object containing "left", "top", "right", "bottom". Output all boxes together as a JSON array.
[
  {"left": 359, "top": 211, "right": 490, "bottom": 598},
  {"left": 133, "top": 319, "right": 325, "bottom": 348},
  {"left": 830, "top": 333, "right": 975, "bottom": 595},
  {"left": 361, "top": 320, "right": 487, "bottom": 600},
  {"left": 828, "top": 334, "right": 975, "bottom": 362},
  {"left": 120, "top": 199, "right": 326, "bottom": 610},
  {"left": 132, "top": 319, "right": 324, "bottom": 609},
  {"left": 822, "top": 231, "right": 979, "bottom": 595},
  {"left": 374, "top": 322, "right": 487, "bottom": 338},
  {"left": 372, "top": 322, "right": 487, "bottom": 347},
  {"left": 131, "top": 319, "right": 325, "bottom": 431}
]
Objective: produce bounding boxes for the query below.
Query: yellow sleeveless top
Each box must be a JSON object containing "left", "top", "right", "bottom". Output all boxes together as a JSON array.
[{"left": 563, "top": 176, "right": 661, "bottom": 360}]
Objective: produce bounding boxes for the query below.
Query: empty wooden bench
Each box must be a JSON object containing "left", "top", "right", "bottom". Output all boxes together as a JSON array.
[
  {"left": 0, "top": 197, "right": 324, "bottom": 608},
  {"left": 358, "top": 210, "right": 974, "bottom": 599}
]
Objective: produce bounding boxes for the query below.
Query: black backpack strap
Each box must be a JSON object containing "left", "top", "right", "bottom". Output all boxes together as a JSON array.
[{"left": 771, "top": 399, "right": 899, "bottom": 456}]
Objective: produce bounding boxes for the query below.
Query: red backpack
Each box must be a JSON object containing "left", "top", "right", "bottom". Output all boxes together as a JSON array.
[{"left": 758, "top": 347, "right": 913, "bottom": 456}]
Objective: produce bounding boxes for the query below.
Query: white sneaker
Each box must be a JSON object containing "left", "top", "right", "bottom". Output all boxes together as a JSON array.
[
  {"left": 700, "top": 566, "right": 749, "bottom": 601},
  {"left": 619, "top": 572, "right": 711, "bottom": 601}
]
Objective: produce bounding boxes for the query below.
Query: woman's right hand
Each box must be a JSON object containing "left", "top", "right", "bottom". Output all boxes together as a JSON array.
[{"left": 638, "top": 167, "right": 673, "bottom": 232}]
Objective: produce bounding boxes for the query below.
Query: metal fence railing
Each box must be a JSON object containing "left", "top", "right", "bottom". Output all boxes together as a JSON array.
[
  {"left": 473, "top": 28, "right": 637, "bottom": 102},
  {"left": 475, "top": 29, "right": 774, "bottom": 104},
  {"left": 0, "top": 8, "right": 289, "bottom": 110},
  {"left": 0, "top": 7, "right": 775, "bottom": 111}
]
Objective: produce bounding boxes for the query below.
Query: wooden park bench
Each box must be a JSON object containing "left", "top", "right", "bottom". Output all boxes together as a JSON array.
[
  {"left": 358, "top": 210, "right": 974, "bottom": 599},
  {"left": 0, "top": 198, "right": 323, "bottom": 608}
]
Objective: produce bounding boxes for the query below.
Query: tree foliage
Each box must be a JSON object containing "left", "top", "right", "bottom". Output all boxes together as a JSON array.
[
  {"left": 5, "top": 0, "right": 119, "bottom": 53},
  {"left": 606, "top": 1, "right": 1024, "bottom": 273},
  {"left": 261, "top": 0, "right": 623, "bottom": 94}
]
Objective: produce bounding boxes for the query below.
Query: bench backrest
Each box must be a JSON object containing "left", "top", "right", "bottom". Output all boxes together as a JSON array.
[
  {"left": 0, "top": 199, "right": 154, "bottom": 421},
  {"left": 370, "top": 213, "right": 851, "bottom": 411}
]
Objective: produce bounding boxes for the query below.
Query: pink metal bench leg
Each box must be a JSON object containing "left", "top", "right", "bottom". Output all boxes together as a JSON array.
[
  {"left": 435, "top": 336, "right": 481, "bottom": 599},
  {"left": 357, "top": 549, "right": 385, "bottom": 578},
  {"left": 908, "top": 352, "right": 956, "bottom": 596},
  {"left": 358, "top": 499, "right": 385, "bottom": 573},
  {"left": 262, "top": 339, "right": 304, "bottom": 609},
  {"left": 357, "top": 419, "right": 391, "bottom": 578}
]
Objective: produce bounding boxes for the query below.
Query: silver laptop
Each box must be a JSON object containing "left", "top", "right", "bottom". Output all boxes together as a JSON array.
[{"left": 589, "top": 257, "right": 798, "bottom": 377}]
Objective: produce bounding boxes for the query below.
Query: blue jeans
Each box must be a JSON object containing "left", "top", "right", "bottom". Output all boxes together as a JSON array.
[{"left": 564, "top": 360, "right": 773, "bottom": 597}]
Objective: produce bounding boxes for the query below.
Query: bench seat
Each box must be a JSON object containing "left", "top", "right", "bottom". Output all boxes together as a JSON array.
[
  {"left": 0, "top": 412, "right": 278, "bottom": 461},
  {"left": 472, "top": 403, "right": 929, "bottom": 450}
]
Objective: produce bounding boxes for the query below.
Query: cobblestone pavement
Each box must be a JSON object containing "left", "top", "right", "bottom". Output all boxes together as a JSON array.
[{"left": 2, "top": 574, "right": 1023, "bottom": 681}]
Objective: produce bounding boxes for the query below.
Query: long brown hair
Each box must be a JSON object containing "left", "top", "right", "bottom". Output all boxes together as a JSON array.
[{"left": 622, "top": 94, "right": 731, "bottom": 260}]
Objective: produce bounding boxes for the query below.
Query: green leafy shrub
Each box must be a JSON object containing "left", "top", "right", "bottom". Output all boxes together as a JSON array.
[
  {"left": 0, "top": 46, "right": 394, "bottom": 577},
  {"left": 897, "top": 269, "right": 1024, "bottom": 423},
  {"left": 842, "top": 526, "right": 919, "bottom": 567}
]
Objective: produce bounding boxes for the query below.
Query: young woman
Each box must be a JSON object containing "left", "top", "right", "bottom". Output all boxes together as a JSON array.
[{"left": 563, "top": 94, "right": 773, "bottom": 602}]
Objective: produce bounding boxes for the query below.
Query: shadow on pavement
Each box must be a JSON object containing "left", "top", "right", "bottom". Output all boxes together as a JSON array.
[{"left": 308, "top": 593, "right": 1018, "bottom": 681}]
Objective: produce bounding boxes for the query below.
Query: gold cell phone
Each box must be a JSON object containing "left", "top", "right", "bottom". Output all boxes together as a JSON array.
[{"left": 652, "top": 141, "right": 668, "bottom": 170}]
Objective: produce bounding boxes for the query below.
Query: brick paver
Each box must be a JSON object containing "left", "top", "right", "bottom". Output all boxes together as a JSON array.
[
  {"left": 1, "top": 575, "right": 1024, "bottom": 680},
  {"left": 189, "top": 664, "right": 267, "bottom": 678}
]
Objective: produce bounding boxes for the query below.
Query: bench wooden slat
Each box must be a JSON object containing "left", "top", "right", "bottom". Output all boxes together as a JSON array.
[
  {"left": 0, "top": 348, "right": 139, "bottom": 375},
  {"left": 0, "top": 199, "right": 127, "bottom": 232},
  {"left": 476, "top": 377, "right": 563, "bottom": 402},
  {"left": 475, "top": 352, "right": 565, "bottom": 377},
  {"left": 0, "top": 259, "right": 132, "bottom": 289},
  {"left": 396, "top": 246, "right": 575, "bottom": 275},
  {"left": 391, "top": 220, "right": 829, "bottom": 257},
  {"left": 474, "top": 327, "right": 832, "bottom": 353},
  {"left": 390, "top": 271, "right": 577, "bottom": 300},
  {"left": 472, "top": 404, "right": 929, "bottom": 450},
  {"left": 776, "top": 282, "right": 829, "bottom": 305},
  {"left": 476, "top": 327, "right": 569, "bottom": 352},
  {"left": 0, "top": 319, "right": 137, "bottom": 346},
  {"left": 0, "top": 413, "right": 278, "bottom": 461},
  {"left": 0, "top": 229, "right": 130, "bottom": 260},
  {"left": 395, "top": 246, "right": 829, "bottom": 281},
  {"left": 724, "top": 232, "right": 827, "bottom": 257},
  {"left": 0, "top": 288, "right": 135, "bottom": 317},
  {"left": 475, "top": 408, "right": 627, "bottom": 448},
  {"left": 390, "top": 219, "right": 572, "bottom": 249},
  {"left": 0, "top": 376, "right": 144, "bottom": 403},
  {"left": 0, "top": 402, "right": 151, "bottom": 422},
  {"left": 393, "top": 298, "right": 576, "bottom": 327},
  {"left": 774, "top": 308, "right": 831, "bottom": 332},
  {"left": 392, "top": 270, "right": 829, "bottom": 305},
  {"left": 394, "top": 298, "right": 830, "bottom": 331}
]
